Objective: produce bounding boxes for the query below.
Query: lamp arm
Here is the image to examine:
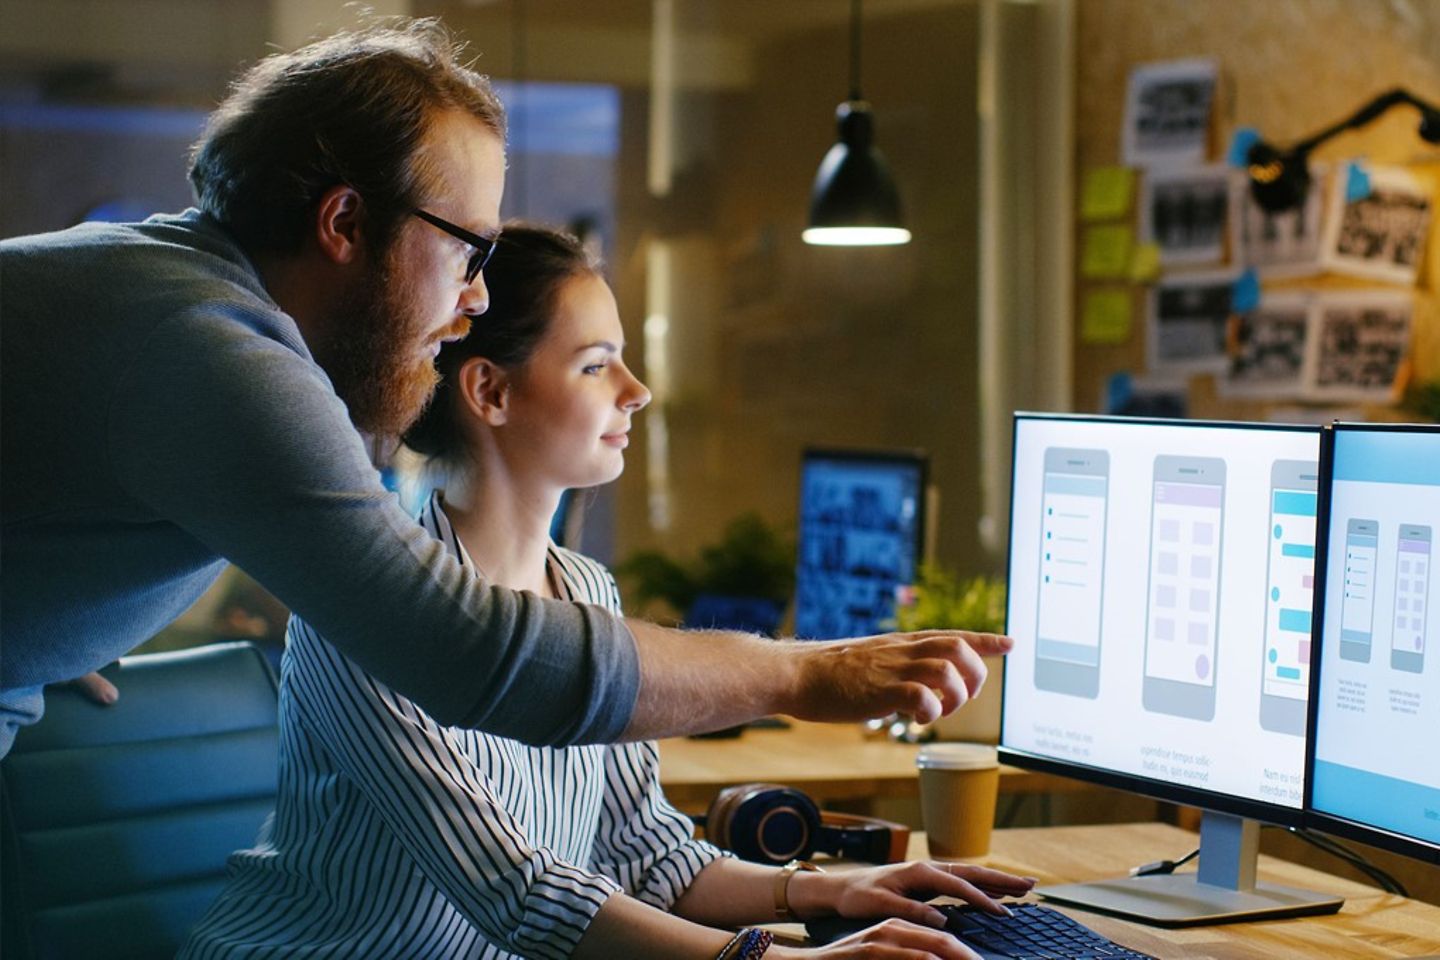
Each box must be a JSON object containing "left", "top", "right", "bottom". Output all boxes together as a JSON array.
[{"left": 1289, "top": 87, "right": 1440, "bottom": 157}]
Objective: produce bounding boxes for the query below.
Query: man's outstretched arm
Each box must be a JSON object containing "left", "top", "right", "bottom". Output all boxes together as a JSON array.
[{"left": 619, "top": 621, "right": 1012, "bottom": 742}]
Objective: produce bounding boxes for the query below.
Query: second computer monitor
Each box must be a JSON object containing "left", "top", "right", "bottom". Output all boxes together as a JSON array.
[
  {"left": 1003, "top": 414, "right": 1321, "bottom": 817},
  {"left": 1308, "top": 422, "right": 1440, "bottom": 864},
  {"left": 793, "top": 449, "right": 927, "bottom": 640}
]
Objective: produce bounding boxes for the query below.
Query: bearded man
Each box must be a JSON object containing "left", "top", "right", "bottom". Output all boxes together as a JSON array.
[{"left": 0, "top": 19, "right": 1008, "bottom": 758}]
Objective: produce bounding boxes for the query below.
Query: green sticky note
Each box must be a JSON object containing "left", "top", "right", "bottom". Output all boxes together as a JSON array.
[
  {"left": 1082, "top": 289, "right": 1132, "bottom": 345},
  {"left": 1081, "top": 167, "right": 1135, "bottom": 221},
  {"left": 1081, "top": 225, "right": 1133, "bottom": 279},
  {"left": 1129, "top": 242, "right": 1162, "bottom": 282}
]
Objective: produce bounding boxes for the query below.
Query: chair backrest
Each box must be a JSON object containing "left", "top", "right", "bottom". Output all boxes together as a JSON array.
[{"left": 1, "top": 642, "right": 279, "bottom": 960}]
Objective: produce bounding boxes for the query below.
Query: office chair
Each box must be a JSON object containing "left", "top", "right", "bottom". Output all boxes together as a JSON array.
[{"left": 1, "top": 642, "right": 280, "bottom": 960}]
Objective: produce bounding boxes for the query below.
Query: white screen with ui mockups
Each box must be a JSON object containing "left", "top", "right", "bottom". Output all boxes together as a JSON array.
[
  {"left": 1003, "top": 417, "right": 1320, "bottom": 809},
  {"left": 1312, "top": 427, "right": 1440, "bottom": 846}
]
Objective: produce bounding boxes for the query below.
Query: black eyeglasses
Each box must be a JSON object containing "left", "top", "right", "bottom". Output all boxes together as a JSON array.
[{"left": 412, "top": 209, "right": 498, "bottom": 285}]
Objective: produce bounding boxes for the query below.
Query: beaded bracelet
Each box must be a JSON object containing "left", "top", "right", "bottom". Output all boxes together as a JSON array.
[
  {"left": 715, "top": 927, "right": 775, "bottom": 960},
  {"left": 737, "top": 928, "right": 775, "bottom": 960}
]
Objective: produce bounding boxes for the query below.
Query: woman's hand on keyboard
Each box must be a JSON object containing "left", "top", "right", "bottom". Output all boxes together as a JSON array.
[
  {"left": 768, "top": 916, "right": 985, "bottom": 960},
  {"left": 788, "top": 860, "right": 1037, "bottom": 929}
]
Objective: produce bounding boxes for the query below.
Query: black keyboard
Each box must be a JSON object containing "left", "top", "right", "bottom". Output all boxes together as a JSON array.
[{"left": 806, "top": 902, "right": 1158, "bottom": 959}]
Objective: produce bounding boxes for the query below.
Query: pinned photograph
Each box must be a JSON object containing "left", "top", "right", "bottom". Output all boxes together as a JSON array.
[
  {"left": 1122, "top": 58, "right": 1217, "bottom": 168},
  {"left": 1320, "top": 165, "right": 1432, "bottom": 285},
  {"left": 1147, "top": 270, "right": 1237, "bottom": 374},
  {"left": 1303, "top": 291, "right": 1413, "bottom": 403},
  {"left": 1231, "top": 163, "right": 1327, "bottom": 277},
  {"left": 1141, "top": 164, "right": 1232, "bottom": 267},
  {"left": 1221, "top": 293, "right": 1312, "bottom": 399}
]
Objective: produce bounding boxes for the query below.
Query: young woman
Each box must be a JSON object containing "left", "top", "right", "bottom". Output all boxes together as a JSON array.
[{"left": 181, "top": 225, "right": 1033, "bottom": 960}]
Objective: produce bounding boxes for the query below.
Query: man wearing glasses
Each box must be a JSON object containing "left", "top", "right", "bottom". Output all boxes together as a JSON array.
[{"left": 0, "top": 20, "right": 1009, "bottom": 757}]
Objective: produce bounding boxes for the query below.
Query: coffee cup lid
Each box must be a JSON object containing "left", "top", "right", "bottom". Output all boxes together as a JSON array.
[{"left": 916, "top": 742, "right": 998, "bottom": 770}]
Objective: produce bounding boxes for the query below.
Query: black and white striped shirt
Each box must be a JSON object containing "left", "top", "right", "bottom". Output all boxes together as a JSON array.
[{"left": 182, "top": 492, "right": 726, "bottom": 959}]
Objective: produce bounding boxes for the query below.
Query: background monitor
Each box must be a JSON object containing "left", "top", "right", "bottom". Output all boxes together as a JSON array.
[
  {"left": 1307, "top": 422, "right": 1440, "bottom": 866},
  {"left": 1001, "top": 413, "right": 1339, "bottom": 924},
  {"left": 792, "top": 449, "right": 927, "bottom": 640}
]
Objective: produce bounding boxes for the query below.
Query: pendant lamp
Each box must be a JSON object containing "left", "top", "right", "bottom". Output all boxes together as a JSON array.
[{"left": 802, "top": 0, "right": 911, "bottom": 246}]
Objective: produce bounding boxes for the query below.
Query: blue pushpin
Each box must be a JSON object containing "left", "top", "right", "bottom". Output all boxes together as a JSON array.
[
  {"left": 1228, "top": 127, "right": 1261, "bottom": 168},
  {"left": 1345, "top": 162, "right": 1372, "bottom": 203},
  {"left": 1105, "top": 372, "right": 1133, "bottom": 415},
  {"left": 1232, "top": 269, "right": 1261, "bottom": 313}
]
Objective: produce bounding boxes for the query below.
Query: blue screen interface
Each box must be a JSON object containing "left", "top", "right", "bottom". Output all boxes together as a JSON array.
[{"left": 793, "top": 456, "right": 924, "bottom": 640}]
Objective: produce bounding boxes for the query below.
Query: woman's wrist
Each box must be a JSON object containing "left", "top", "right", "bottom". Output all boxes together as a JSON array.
[
  {"left": 764, "top": 946, "right": 805, "bottom": 960},
  {"left": 780, "top": 863, "right": 834, "bottom": 921}
]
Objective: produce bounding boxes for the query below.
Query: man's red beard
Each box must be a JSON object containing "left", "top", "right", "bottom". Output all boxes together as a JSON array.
[{"left": 320, "top": 246, "right": 471, "bottom": 439}]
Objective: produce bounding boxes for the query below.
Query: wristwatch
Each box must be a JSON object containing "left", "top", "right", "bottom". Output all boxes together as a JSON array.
[{"left": 773, "top": 859, "right": 824, "bottom": 922}]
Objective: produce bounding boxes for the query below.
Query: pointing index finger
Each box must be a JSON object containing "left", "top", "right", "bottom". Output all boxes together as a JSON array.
[{"left": 960, "top": 631, "right": 1014, "bottom": 656}]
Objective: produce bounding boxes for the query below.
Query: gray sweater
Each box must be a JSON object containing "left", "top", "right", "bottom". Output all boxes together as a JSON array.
[{"left": 0, "top": 210, "right": 638, "bottom": 749}]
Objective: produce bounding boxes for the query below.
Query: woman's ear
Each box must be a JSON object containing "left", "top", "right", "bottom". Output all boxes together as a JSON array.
[{"left": 457, "top": 356, "right": 511, "bottom": 426}]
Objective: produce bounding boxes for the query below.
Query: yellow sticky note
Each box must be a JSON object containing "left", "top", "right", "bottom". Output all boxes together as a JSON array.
[
  {"left": 1082, "top": 289, "right": 1132, "bottom": 345},
  {"left": 1080, "top": 167, "right": 1135, "bottom": 221},
  {"left": 1129, "top": 242, "right": 1162, "bottom": 283},
  {"left": 1081, "top": 225, "right": 1133, "bottom": 279}
]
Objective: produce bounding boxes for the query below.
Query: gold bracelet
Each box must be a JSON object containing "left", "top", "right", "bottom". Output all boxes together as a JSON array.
[{"left": 773, "top": 859, "right": 824, "bottom": 922}]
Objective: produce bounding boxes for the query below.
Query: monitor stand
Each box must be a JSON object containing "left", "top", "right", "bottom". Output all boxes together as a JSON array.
[{"left": 1036, "top": 811, "right": 1344, "bottom": 927}]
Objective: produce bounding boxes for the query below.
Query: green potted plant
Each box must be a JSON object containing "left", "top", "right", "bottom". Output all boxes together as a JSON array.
[
  {"left": 617, "top": 512, "right": 795, "bottom": 635},
  {"left": 892, "top": 564, "right": 1007, "bottom": 635},
  {"left": 888, "top": 564, "right": 1008, "bottom": 744},
  {"left": 1403, "top": 378, "right": 1440, "bottom": 423}
]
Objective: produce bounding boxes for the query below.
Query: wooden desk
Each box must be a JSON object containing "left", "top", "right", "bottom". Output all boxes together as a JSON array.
[
  {"left": 658, "top": 719, "right": 1095, "bottom": 813},
  {"left": 898, "top": 823, "right": 1440, "bottom": 959}
]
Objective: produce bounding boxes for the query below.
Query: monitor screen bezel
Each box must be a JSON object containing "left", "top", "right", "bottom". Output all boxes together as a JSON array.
[
  {"left": 998, "top": 412, "right": 1322, "bottom": 829},
  {"left": 793, "top": 447, "right": 930, "bottom": 641},
  {"left": 1303, "top": 420, "right": 1440, "bottom": 865}
]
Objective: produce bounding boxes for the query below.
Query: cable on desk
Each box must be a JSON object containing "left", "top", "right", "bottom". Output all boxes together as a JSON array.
[
  {"left": 1276, "top": 826, "right": 1409, "bottom": 897},
  {"left": 1128, "top": 847, "right": 1198, "bottom": 877},
  {"left": 1128, "top": 829, "right": 1407, "bottom": 895}
]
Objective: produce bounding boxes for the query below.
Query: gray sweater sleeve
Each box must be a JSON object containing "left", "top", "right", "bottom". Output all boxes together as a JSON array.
[{"left": 107, "top": 303, "right": 639, "bottom": 746}]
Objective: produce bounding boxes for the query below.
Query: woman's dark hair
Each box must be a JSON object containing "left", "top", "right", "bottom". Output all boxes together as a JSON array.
[
  {"left": 402, "top": 222, "right": 601, "bottom": 462},
  {"left": 189, "top": 18, "right": 505, "bottom": 255}
]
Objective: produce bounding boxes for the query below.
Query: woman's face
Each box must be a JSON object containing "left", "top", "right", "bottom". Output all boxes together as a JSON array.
[{"left": 497, "top": 272, "right": 651, "bottom": 491}]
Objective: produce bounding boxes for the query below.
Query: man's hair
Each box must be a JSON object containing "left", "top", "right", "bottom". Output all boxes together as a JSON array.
[
  {"left": 403, "top": 222, "right": 601, "bottom": 464},
  {"left": 189, "top": 18, "right": 506, "bottom": 255}
]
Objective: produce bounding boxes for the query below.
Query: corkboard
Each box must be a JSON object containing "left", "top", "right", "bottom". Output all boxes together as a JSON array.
[{"left": 1072, "top": 0, "right": 1440, "bottom": 422}]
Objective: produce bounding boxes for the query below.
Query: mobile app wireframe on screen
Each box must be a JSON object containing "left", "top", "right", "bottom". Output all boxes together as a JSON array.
[
  {"left": 1004, "top": 418, "right": 1318, "bottom": 808},
  {"left": 1313, "top": 427, "right": 1439, "bottom": 846}
]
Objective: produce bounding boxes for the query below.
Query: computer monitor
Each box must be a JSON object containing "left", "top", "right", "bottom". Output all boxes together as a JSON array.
[
  {"left": 793, "top": 449, "right": 927, "bottom": 640},
  {"left": 1001, "top": 413, "right": 1341, "bottom": 925},
  {"left": 1307, "top": 422, "right": 1440, "bottom": 866}
]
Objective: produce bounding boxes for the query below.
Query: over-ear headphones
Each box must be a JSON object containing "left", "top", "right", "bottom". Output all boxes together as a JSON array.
[{"left": 697, "top": 783, "right": 910, "bottom": 866}]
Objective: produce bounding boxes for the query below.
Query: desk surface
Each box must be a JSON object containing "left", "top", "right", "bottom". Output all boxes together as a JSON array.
[
  {"left": 658, "top": 720, "right": 1090, "bottom": 810},
  {"left": 905, "top": 823, "right": 1440, "bottom": 959}
]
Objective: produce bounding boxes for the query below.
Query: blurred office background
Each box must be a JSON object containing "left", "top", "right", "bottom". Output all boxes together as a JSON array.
[
  {"left": 3, "top": 0, "right": 1437, "bottom": 641},
  {"left": 5, "top": 0, "right": 1439, "bottom": 904}
]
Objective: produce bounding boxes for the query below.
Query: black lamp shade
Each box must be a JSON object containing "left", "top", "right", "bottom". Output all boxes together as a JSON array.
[{"left": 804, "top": 101, "right": 911, "bottom": 245}]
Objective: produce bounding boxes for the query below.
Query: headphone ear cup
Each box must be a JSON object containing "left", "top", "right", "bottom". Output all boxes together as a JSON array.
[
  {"left": 721, "top": 785, "right": 821, "bottom": 865},
  {"left": 704, "top": 784, "right": 746, "bottom": 850}
]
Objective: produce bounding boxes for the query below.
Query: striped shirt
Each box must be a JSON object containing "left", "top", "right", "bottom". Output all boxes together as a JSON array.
[{"left": 181, "top": 492, "right": 726, "bottom": 959}]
